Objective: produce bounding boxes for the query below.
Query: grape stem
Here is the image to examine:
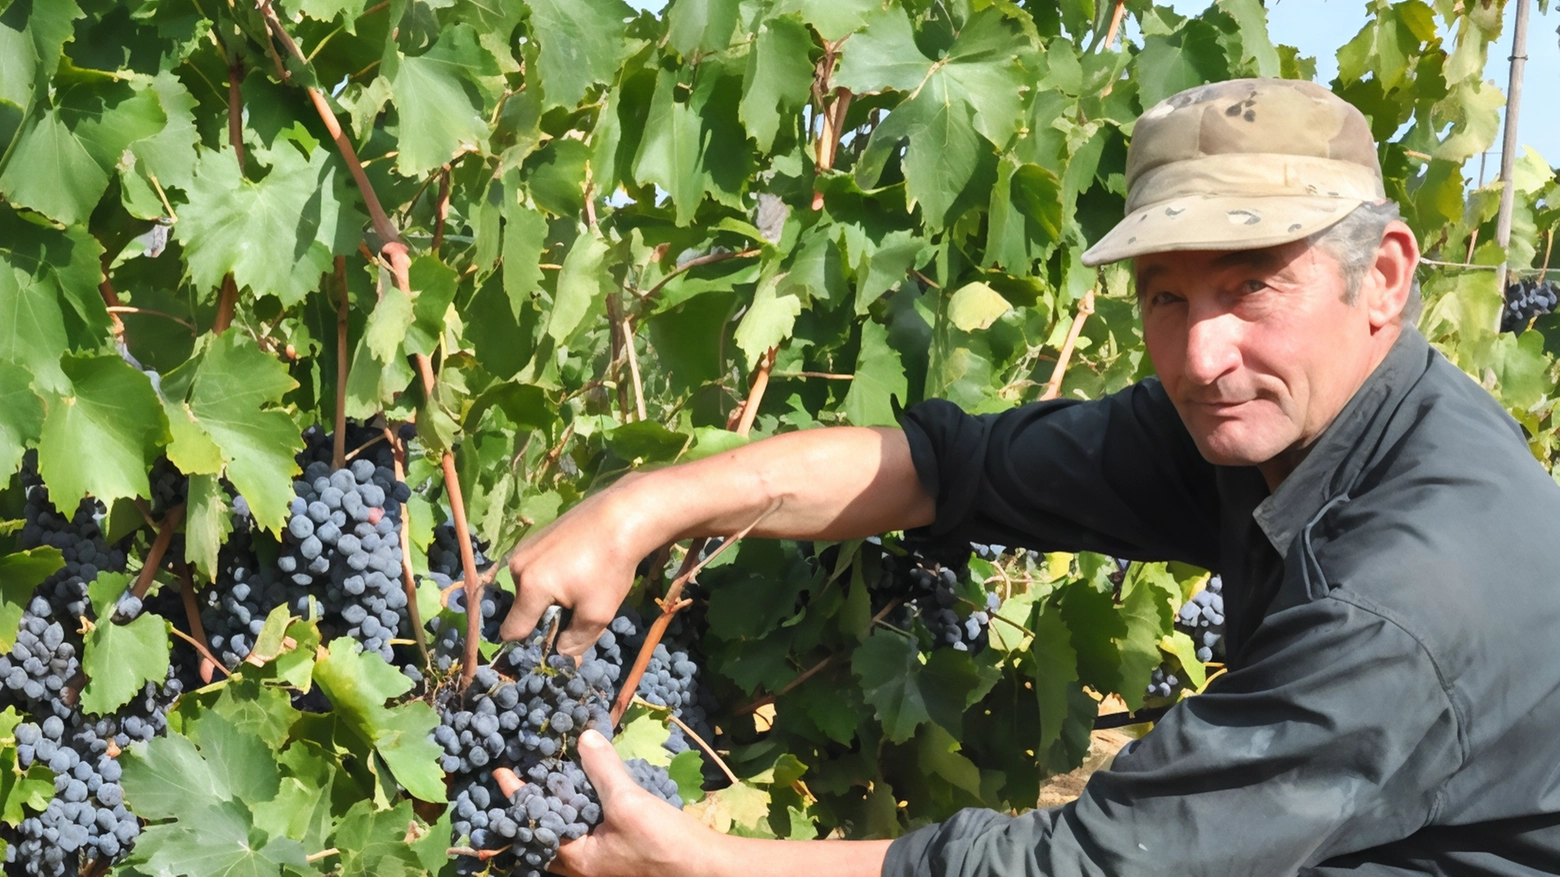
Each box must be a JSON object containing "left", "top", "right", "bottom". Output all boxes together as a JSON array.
[
  {"left": 332, "top": 257, "right": 349, "bottom": 470},
  {"left": 635, "top": 248, "right": 761, "bottom": 302},
  {"left": 212, "top": 274, "right": 239, "bottom": 336},
  {"left": 132, "top": 504, "right": 186, "bottom": 600},
  {"left": 168, "top": 627, "right": 232, "bottom": 681},
  {"left": 1040, "top": 288, "right": 1096, "bottom": 401},
  {"left": 385, "top": 423, "right": 431, "bottom": 665},
  {"left": 431, "top": 166, "right": 451, "bottom": 253},
  {"left": 411, "top": 352, "right": 485, "bottom": 688},
  {"left": 610, "top": 504, "right": 779, "bottom": 724},
  {"left": 729, "top": 346, "right": 777, "bottom": 436},
  {"left": 633, "top": 695, "right": 739, "bottom": 786},
  {"left": 174, "top": 562, "right": 220, "bottom": 684}
]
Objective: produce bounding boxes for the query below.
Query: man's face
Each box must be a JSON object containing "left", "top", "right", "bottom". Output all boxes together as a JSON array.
[{"left": 1135, "top": 240, "right": 1385, "bottom": 471}]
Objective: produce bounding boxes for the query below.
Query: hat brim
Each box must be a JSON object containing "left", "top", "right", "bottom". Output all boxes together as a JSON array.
[{"left": 1080, "top": 195, "right": 1365, "bottom": 267}]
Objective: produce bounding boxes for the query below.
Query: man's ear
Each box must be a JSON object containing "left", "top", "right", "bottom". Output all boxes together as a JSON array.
[{"left": 1364, "top": 220, "right": 1419, "bottom": 329}]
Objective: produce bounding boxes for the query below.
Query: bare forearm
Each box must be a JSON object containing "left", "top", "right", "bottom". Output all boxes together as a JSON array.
[
  {"left": 614, "top": 426, "right": 934, "bottom": 549},
  {"left": 697, "top": 836, "right": 893, "bottom": 877}
]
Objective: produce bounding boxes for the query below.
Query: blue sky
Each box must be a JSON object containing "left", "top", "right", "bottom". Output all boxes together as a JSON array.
[{"left": 625, "top": 0, "right": 1560, "bottom": 168}]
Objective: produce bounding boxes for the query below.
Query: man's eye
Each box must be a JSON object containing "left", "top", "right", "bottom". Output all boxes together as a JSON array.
[
  {"left": 1148, "top": 291, "right": 1183, "bottom": 307},
  {"left": 1242, "top": 279, "right": 1268, "bottom": 294}
]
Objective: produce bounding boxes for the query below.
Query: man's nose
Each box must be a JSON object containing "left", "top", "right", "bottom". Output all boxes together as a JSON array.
[{"left": 1182, "top": 307, "right": 1242, "bottom": 386}]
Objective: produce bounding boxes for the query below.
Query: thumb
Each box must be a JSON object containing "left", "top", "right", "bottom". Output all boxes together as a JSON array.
[{"left": 575, "top": 729, "right": 634, "bottom": 808}]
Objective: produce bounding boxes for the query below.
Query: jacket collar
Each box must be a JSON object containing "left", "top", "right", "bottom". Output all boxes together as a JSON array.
[{"left": 1251, "top": 327, "right": 1431, "bottom": 558}]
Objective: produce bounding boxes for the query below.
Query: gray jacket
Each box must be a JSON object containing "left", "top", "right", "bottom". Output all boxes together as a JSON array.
[{"left": 888, "top": 327, "right": 1560, "bottom": 876}]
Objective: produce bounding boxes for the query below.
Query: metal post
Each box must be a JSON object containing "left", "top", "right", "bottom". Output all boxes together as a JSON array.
[{"left": 1493, "top": 0, "right": 1532, "bottom": 297}]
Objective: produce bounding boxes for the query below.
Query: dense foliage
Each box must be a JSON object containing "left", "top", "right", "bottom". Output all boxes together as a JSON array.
[{"left": 0, "top": 0, "right": 1556, "bottom": 872}]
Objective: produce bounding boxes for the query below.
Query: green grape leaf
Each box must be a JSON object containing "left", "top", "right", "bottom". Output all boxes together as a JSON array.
[
  {"left": 37, "top": 354, "right": 166, "bottom": 510},
  {"left": 768, "top": 0, "right": 878, "bottom": 41},
  {"left": 0, "top": 110, "right": 108, "bottom": 226},
  {"left": 365, "top": 284, "right": 416, "bottom": 364},
  {"left": 527, "top": 0, "right": 637, "bottom": 109},
  {"left": 1135, "top": 19, "right": 1230, "bottom": 107},
  {"left": 920, "top": 647, "right": 1001, "bottom": 732},
  {"left": 1115, "top": 569, "right": 1176, "bottom": 712},
  {"left": 80, "top": 609, "right": 171, "bottom": 716},
  {"left": 175, "top": 142, "right": 363, "bottom": 307},
  {"left": 371, "top": 702, "right": 446, "bottom": 804},
  {"left": 1215, "top": 0, "right": 1280, "bottom": 76},
  {"left": 311, "top": 638, "right": 447, "bottom": 802},
  {"left": 335, "top": 799, "right": 426, "bottom": 877},
  {"left": 734, "top": 273, "right": 802, "bottom": 367},
  {"left": 388, "top": 24, "right": 499, "bottom": 176},
  {"left": 183, "top": 473, "right": 232, "bottom": 582},
  {"left": 131, "top": 798, "right": 309, "bottom": 877},
  {"left": 916, "top": 723, "right": 982, "bottom": 797},
  {"left": 667, "top": 0, "right": 741, "bottom": 57},
  {"left": 0, "top": 547, "right": 63, "bottom": 650},
  {"left": 178, "top": 333, "right": 304, "bottom": 537},
  {"left": 501, "top": 201, "right": 549, "bottom": 319},
  {"left": 632, "top": 69, "right": 706, "bottom": 226},
  {"left": 186, "top": 711, "right": 282, "bottom": 806},
  {"left": 120, "top": 735, "right": 227, "bottom": 824},
  {"left": 947, "top": 282, "right": 1013, "bottom": 332},
  {"left": 406, "top": 256, "right": 459, "bottom": 356},
  {"left": 0, "top": 0, "right": 83, "bottom": 118},
  {"left": 295, "top": 0, "right": 365, "bottom": 24},
  {"left": 0, "top": 748, "right": 55, "bottom": 825},
  {"left": 851, "top": 630, "right": 930, "bottom": 743},
  {"left": 549, "top": 231, "right": 613, "bottom": 342},
  {"left": 0, "top": 206, "right": 110, "bottom": 395},
  {"left": 1162, "top": 631, "right": 1207, "bottom": 691},
  {"left": 613, "top": 703, "right": 674, "bottom": 767},
  {"left": 1028, "top": 605, "right": 1081, "bottom": 757},
  {"left": 841, "top": 319, "right": 907, "bottom": 427},
  {"left": 834, "top": 6, "right": 931, "bottom": 93},
  {"left": 0, "top": 362, "right": 43, "bottom": 480},
  {"left": 740, "top": 16, "right": 815, "bottom": 152}
]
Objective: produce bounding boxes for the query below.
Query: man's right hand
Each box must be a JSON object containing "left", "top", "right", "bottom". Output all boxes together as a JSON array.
[
  {"left": 497, "top": 475, "right": 657, "bottom": 655},
  {"left": 497, "top": 426, "right": 936, "bottom": 657}
]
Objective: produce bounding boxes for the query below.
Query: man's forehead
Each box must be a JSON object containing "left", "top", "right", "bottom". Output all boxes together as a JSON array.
[{"left": 1133, "top": 243, "right": 1307, "bottom": 287}]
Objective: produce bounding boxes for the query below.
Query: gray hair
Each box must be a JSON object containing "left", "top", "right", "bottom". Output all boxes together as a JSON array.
[{"left": 1309, "top": 201, "right": 1422, "bottom": 323}]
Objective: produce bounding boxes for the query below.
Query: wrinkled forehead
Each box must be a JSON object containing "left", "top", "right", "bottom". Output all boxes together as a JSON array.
[{"left": 1131, "top": 238, "right": 1335, "bottom": 290}]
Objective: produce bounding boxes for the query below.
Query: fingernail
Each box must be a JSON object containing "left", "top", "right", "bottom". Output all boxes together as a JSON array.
[{"left": 580, "top": 729, "right": 606, "bottom": 748}]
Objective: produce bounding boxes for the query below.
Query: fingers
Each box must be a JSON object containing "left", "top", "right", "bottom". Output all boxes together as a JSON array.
[
  {"left": 574, "top": 729, "right": 632, "bottom": 808},
  {"left": 498, "top": 560, "right": 555, "bottom": 643},
  {"left": 492, "top": 766, "right": 523, "bottom": 799},
  {"left": 554, "top": 600, "right": 614, "bottom": 658}
]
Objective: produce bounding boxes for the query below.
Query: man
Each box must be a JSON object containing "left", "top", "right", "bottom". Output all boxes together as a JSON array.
[{"left": 499, "top": 79, "right": 1560, "bottom": 876}]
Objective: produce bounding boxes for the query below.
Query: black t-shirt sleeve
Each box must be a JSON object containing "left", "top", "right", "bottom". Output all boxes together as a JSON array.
[{"left": 899, "top": 379, "right": 1221, "bottom": 568}]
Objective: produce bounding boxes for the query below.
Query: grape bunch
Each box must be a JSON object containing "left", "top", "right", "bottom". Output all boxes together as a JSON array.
[
  {"left": 427, "top": 575, "right": 513, "bottom": 675},
  {"left": 429, "top": 521, "right": 490, "bottom": 578},
  {"left": 278, "top": 457, "right": 413, "bottom": 662},
  {"left": 7, "top": 718, "right": 139, "bottom": 876},
  {"left": 581, "top": 610, "right": 714, "bottom": 759},
  {"left": 1176, "top": 575, "right": 1225, "bottom": 663},
  {"left": 199, "top": 524, "right": 294, "bottom": 668},
  {"left": 873, "top": 542, "right": 999, "bottom": 654},
  {"left": 435, "top": 633, "right": 680, "bottom": 876},
  {"left": 17, "top": 470, "right": 127, "bottom": 622},
  {"left": 1146, "top": 666, "right": 1179, "bottom": 699},
  {"left": 1501, "top": 277, "right": 1559, "bottom": 334}
]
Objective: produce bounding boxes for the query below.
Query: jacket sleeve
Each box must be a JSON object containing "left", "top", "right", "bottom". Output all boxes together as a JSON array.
[
  {"left": 899, "top": 379, "right": 1222, "bottom": 568},
  {"left": 881, "top": 592, "right": 1465, "bottom": 877}
]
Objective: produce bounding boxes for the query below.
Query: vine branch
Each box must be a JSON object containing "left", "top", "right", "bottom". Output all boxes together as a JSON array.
[
  {"left": 132, "top": 504, "right": 185, "bottom": 600},
  {"left": 333, "top": 257, "right": 350, "bottom": 470},
  {"left": 610, "top": 505, "right": 778, "bottom": 724},
  {"left": 385, "top": 423, "right": 430, "bottom": 666},
  {"left": 1039, "top": 289, "right": 1096, "bottom": 401},
  {"left": 174, "top": 562, "right": 219, "bottom": 684}
]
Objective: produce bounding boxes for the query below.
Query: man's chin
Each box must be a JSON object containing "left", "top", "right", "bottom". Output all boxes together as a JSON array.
[{"left": 1190, "top": 428, "right": 1288, "bottom": 468}]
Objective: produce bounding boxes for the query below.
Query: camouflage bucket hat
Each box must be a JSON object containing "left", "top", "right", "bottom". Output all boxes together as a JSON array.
[{"left": 1080, "top": 78, "right": 1386, "bottom": 267}]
